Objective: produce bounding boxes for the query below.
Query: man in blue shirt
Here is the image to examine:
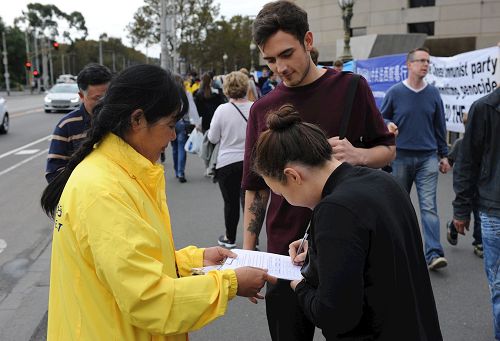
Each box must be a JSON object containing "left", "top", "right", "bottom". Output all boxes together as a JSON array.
[
  {"left": 46, "top": 64, "right": 112, "bottom": 182},
  {"left": 381, "top": 47, "right": 451, "bottom": 270}
]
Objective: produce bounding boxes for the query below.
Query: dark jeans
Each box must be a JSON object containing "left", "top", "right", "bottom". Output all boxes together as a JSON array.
[
  {"left": 215, "top": 161, "right": 244, "bottom": 242},
  {"left": 265, "top": 279, "right": 315, "bottom": 341},
  {"left": 171, "top": 120, "right": 188, "bottom": 177}
]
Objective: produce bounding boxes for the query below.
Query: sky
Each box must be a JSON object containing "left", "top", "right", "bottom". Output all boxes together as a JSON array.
[{"left": 1, "top": 0, "right": 270, "bottom": 57}]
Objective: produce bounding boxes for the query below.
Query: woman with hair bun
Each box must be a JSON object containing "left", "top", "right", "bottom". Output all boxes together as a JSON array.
[
  {"left": 253, "top": 104, "right": 443, "bottom": 341},
  {"left": 41, "top": 64, "right": 275, "bottom": 340}
]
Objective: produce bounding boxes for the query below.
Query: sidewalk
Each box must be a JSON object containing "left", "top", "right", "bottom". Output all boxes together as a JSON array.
[
  {"left": 0, "top": 236, "right": 51, "bottom": 341},
  {"left": 0, "top": 90, "right": 42, "bottom": 97}
]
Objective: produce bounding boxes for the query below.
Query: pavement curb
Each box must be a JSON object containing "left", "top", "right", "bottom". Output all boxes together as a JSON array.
[{"left": 0, "top": 239, "right": 51, "bottom": 341}]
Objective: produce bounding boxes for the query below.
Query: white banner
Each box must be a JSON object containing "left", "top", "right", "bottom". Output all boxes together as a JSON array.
[{"left": 426, "top": 46, "right": 500, "bottom": 133}]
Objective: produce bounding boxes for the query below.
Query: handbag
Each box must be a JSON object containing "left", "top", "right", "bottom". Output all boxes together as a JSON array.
[{"left": 184, "top": 129, "right": 203, "bottom": 154}]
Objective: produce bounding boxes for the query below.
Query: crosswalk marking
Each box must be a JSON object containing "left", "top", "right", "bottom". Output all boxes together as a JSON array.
[{"left": 14, "top": 149, "right": 40, "bottom": 155}]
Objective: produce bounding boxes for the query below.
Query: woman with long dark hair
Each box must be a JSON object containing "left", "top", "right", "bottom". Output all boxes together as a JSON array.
[
  {"left": 41, "top": 64, "right": 274, "bottom": 340},
  {"left": 194, "top": 72, "right": 225, "bottom": 132}
]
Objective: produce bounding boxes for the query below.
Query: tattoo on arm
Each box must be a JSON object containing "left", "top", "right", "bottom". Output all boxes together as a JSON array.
[{"left": 247, "top": 191, "right": 267, "bottom": 236}]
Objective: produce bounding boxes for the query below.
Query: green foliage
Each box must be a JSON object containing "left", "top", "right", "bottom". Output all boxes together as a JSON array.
[
  {"left": 0, "top": 3, "right": 148, "bottom": 90},
  {"left": 128, "top": 0, "right": 255, "bottom": 74},
  {"left": 0, "top": 24, "right": 31, "bottom": 88}
]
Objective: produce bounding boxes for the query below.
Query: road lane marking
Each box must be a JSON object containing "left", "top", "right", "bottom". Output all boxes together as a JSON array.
[
  {"left": 14, "top": 149, "right": 40, "bottom": 155},
  {"left": 0, "top": 148, "right": 49, "bottom": 177},
  {"left": 11, "top": 108, "right": 43, "bottom": 118},
  {"left": 0, "top": 239, "right": 6, "bottom": 254},
  {"left": 0, "top": 135, "right": 51, "bottom": 160}
]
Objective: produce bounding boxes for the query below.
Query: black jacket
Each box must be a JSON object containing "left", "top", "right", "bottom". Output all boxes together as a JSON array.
[
  {"left": 453, "top": 88, "right": 500, "bottom": 219},
  {"left": 296, "top": 163, "right": 442, "bottom": 341},
  {"left": 194, "top": 88, "right": 225, "bottom": 132}
]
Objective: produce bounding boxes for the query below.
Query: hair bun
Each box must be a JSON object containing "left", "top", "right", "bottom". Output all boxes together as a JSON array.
[{"left": 267, "top": 104, "right": 302, "bottom": 130}]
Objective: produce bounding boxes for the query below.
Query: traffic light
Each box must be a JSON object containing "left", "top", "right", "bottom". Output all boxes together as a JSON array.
[
  {"left": 52, "top": 41, "right": 59, "bottom": 50},
  {"left": 33, "top": 69, "right": 40, "bottom": 78},
  {"left": 25, "top": 61, "right": 32, "bottom": 70}
]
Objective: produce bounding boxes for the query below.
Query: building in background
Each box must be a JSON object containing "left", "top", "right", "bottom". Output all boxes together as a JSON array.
[{"left": 293, "top": 0, "right": 500, "bottom": 63}]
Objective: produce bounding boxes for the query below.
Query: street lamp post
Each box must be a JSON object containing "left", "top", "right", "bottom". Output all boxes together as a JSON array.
[
  {"left": 99, "top": 33, "right": 108, "bottom": 65},
  {"left": 249, "top": 42, "right": 256, "bottom": 72},
  {"left": 338, "top": 0, "right": 355, "bottom": 62},
  {"left": 223, "top": 53, "right": 228, "bottom": 74}
]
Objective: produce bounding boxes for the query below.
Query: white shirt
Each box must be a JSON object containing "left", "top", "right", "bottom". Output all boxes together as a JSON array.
[{"left": 207, "top": 101, "right": 252, "bottom": 169}]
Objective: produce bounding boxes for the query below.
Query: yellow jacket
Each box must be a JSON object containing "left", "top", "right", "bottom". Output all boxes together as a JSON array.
[{"left": 48, "top": 133, "right": 237, "bottom": 340}]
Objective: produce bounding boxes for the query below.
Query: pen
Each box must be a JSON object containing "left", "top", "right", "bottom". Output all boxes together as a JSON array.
[{"left": 296, "top": 223, "right": 310, "bottom": 256}]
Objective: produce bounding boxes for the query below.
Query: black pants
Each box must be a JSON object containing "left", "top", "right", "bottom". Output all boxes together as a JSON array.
[
  {"left": 266, "top": 279, "right": 315, "bottom": 341},
  {"left": 215, "top": 161, "right": 244, "bottom": 242}
]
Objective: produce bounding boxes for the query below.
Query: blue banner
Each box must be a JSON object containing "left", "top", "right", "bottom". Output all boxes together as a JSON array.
[{"left": 356, "top": 54, "right": 407, "bottom": 108}]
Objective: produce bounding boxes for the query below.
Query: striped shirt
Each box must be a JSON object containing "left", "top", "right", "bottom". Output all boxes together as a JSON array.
[{"left": 45, "top": 104, "right": 91, "bottom": 182}]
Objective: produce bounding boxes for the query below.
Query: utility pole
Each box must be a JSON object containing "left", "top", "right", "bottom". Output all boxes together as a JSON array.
[
  {"left": 42, "top": 37, "right": 49, "bottom": 90},
  {"left": 33, "top": 31, "right": 41, "bottom": 93},
  {"left": 167, "top": 0, "right": 178, "bottom": 72},
  {"left": 48, "top": 37, "right": 54, "bottom": 87},
  {"left": 25, "top": 30, "right": 31, "bottom": 89},
  {"left": 160, "top": 0, "right": 169, "bottom": 70},
  {"left": 2, "top": 32, "right": 11, "bottom": 95},
  {"left": 61, "top": 53, "right": 65, "bottom": 74}
]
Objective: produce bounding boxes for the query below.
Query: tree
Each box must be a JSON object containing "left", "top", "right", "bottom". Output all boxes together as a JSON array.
[
  {"left": 127, "top": 0, "right": 220, "bottom": 71},
  {"left": 0, "top": 18, "right": 32, "bottom": 89},
  {"left": 15, "top": 3, "right": 88, "bottom": 42}
]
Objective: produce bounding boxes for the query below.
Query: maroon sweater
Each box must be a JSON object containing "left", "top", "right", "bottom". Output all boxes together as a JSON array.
[{"left": 242, "top": 69, "right": 395, "bottom": 255}]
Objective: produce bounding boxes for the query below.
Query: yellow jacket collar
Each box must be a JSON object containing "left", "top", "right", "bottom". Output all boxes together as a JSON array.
[{"left": 96, "top": 133, "right": 164, "bottom": 184}]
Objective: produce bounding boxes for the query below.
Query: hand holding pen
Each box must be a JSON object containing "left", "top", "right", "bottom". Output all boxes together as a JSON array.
[{"left": 289, "top": 224, "right": 310, "bottom": 266}]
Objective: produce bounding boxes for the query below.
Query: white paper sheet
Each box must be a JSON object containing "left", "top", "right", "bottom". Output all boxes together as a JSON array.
[{"left": 203, "top": 249, "right": 302, "bottom": 281}]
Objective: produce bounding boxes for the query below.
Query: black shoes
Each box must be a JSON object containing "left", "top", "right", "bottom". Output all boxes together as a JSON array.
[
  {"left": 446, "top": 220, "right": 458, "bottom": 246},
  {"left": 217, "top": 235, "right": 236, "bottom": 248},
  {"left": 178, "top": 176, "right": 187, "bottom": 183},
  {"left": 474, "top": 244, "right": 484, "bottom": 258}
]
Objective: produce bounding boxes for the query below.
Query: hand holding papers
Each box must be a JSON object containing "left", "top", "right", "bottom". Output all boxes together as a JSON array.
[{"left": 196, "top": 249, "right": 302, "bottom": 281}]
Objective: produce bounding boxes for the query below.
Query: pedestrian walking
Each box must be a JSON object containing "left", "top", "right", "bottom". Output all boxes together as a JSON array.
[
  {"left": 194, "top": 73, "right": 226, "bottom": 133},
  {"left": 381, "top": 47, "right": 451, "bottom": 271},
  {"left": 452, "top": 87, "right": 500, "bottom": 340},
  {"left": 207, "top": 71, "right": 252, "bottom": 248},
  {"left": 45, "top": 63, "right": 112, "bottom": 182}
]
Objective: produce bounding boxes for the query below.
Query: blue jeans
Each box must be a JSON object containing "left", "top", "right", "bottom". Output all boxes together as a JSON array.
[
  {"left": 392, "top": 151, "right": 444, "bottom": 264},
  {"left": 479, "top": 212, "right": 500, "bottom": 340},
  {"left": 171, "top": 120, "right": 188, "bottom": 177}
]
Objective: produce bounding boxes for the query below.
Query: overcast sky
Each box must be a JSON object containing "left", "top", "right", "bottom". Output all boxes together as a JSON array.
[{"left": 1, "top": 0, "right": 270, "bottom": 57}]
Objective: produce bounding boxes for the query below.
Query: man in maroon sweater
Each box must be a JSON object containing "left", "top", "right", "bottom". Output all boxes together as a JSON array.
[{"left": 242, "top": 1, "right": 396, "bottom": 340}]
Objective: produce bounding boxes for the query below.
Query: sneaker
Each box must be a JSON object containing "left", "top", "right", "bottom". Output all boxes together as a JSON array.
[
  {"left": 473, "top": 244, "right": 484, "bottom": 258},
  {"left": 218, "top": 235, "right": 236, "bottom": 248},
  {"left": 428, "top": 257, "right": 448, "bottom": 271},
  {"left": 446, "top": 220, "right": 458, "bottom": 246},
  {"left": 178, "top": 176, "right": 187, "bottom": 183}
]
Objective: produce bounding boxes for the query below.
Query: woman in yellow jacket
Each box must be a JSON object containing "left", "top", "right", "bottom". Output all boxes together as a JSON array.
[{"left": 41, "top": 65, "right": 275, "bottom": 340}]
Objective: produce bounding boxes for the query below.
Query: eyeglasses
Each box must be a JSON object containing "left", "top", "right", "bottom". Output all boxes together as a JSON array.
[{"left": 410, "top": 58, "right": 431, "bottom": 64}]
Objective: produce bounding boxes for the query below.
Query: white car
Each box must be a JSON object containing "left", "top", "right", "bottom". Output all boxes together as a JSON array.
[
  {"left": 0, "top": 96, "right": 8, "bottom": 134},
  {"left": 44, "top": 83, "right": 81, "bottom": 113}
]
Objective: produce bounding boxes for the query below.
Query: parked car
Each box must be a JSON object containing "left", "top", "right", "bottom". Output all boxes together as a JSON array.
[
  {"left": 0, "top": 96, "right": 8, "bottom": 134},
  {"left": 44, "top": 83, "right": 80, "bottom": 113}
]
